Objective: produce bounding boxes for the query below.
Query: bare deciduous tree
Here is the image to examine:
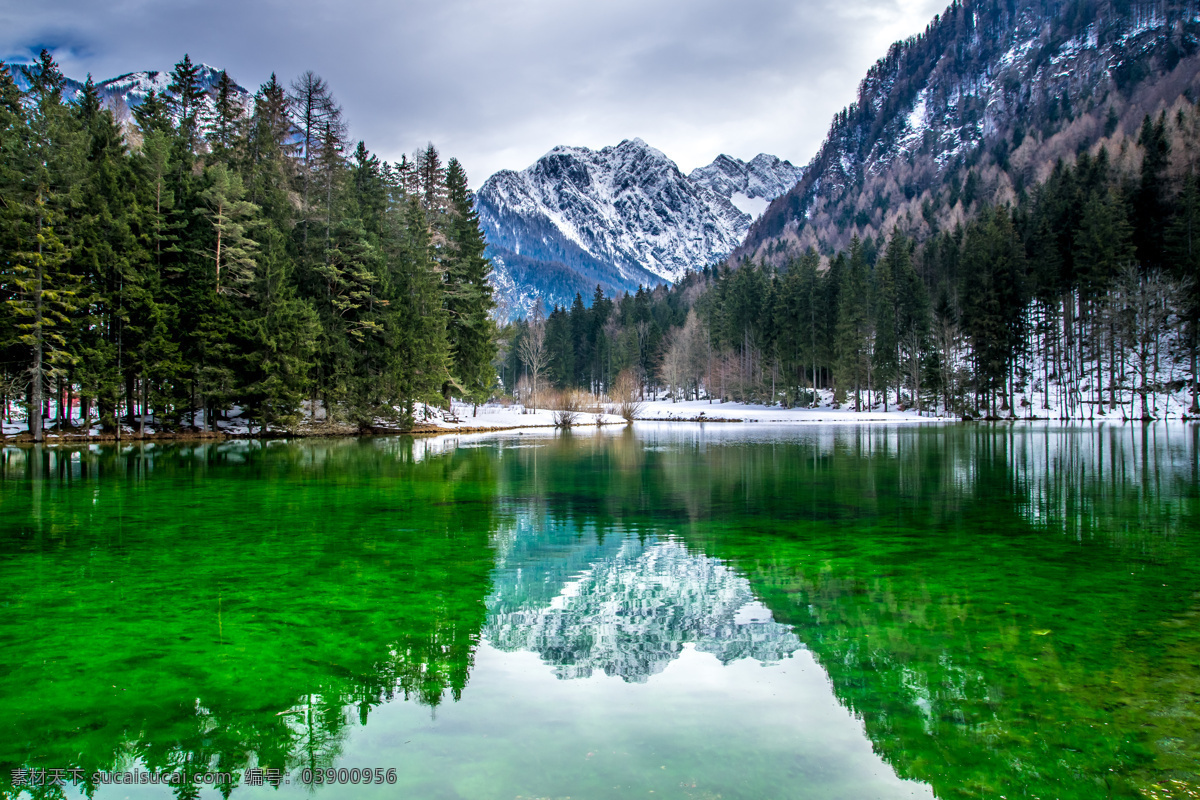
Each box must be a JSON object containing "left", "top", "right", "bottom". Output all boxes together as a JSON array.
[
  {"left": 1111, "top": 264, "right": 1192, "bottom": 419},
  {"left": 288, "top": 72, "right": 343, "bottom": 247},
  {"left": 517, "top": 303, "right": 550, "bottom": 411}
]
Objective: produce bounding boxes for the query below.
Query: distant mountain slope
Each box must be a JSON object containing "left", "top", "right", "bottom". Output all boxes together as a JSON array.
[
  {"left": 5, "top": 62, "right": 251, "bottom": 126},
  {"left": 477, "top": 139, "right": 802, "bottom": 318},
  {"left": 737, "top": 0, "right": 1200, "bottom": 263}
]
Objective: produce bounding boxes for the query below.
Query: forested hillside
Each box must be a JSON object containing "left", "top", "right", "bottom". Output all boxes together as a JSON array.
[
  {"left": 507, "top": 105, "right": 1200, "bottom": 420},
  {"left": 0, "top": 52, "right": 495, "bottom": 441},
  {"left": 739, "top": 0, "right": 1200, "bottom": 262}
]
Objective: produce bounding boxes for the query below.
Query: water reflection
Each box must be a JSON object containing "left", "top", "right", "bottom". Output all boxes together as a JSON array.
[
  {"left": 0, "top": 423, "right": 1197, "bottom": 799},
  {"left": 487, "top": 526, "right": 802, "bottom": 681},
  {"left": 0, "top": 439, "right": 498, "bottom": 797}
]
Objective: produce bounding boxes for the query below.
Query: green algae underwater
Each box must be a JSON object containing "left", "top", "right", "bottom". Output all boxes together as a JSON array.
[{"left": 1, "top": 423, "right": 1198, "bottom": 800}]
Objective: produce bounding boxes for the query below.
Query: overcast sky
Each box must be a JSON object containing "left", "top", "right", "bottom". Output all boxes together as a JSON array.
[{"left": 2, "top": 0, "right": 946, "bottom": 186}]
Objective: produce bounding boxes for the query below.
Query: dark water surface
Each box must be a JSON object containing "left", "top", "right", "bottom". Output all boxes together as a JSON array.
[{"left": 1, "top": 423, "right": 1198, "bottom": 800}]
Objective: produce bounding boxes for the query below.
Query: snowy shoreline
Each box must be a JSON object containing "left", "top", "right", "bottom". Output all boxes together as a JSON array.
[{"left": 3, "top": 395, "right": 1196, "bottom": 446}]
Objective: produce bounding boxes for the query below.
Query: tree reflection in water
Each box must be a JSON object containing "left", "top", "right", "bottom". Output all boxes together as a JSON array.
[{"left": 0, "top": 423, "right": 1197, "bottom": 799}]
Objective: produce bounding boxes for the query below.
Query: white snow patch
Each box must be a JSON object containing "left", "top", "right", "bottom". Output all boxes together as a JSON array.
[
  {"left": 730, "top": 192, "right": 770, "bottom": 219},
  {"left": 636, "top": 398, "right": 942, "bottom": 424}
]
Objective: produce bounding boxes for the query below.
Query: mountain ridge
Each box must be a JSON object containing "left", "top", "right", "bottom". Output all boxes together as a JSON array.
[{"left": 478, "top": 139, "right": 802, "bottom": 318}]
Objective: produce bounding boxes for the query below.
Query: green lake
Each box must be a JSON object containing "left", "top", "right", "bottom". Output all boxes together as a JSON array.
[{"left": 1, "top": 423, "right": 1199, "bottom": 800}]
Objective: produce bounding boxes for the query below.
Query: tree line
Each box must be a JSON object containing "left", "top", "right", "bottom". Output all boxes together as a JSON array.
[
  {"left": 508, "top": 109, "right": 1200, "bottom": 420},
  {"left": 1, "top": 51, "right": 495, "bottom": 441}
]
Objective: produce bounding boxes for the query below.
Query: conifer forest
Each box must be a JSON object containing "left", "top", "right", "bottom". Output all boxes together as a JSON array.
[{"left": 0, "top": 52, "right": 496, "bottom": 441}]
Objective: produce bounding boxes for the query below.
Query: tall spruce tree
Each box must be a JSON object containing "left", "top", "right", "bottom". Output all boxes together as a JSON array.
[
  {"left": 443, "top": 158, "right": 497, "bottom": 410},
  {"left": 167, "top": 54, "right": 204, "bottom": 153},
  {"left": 8, "top": 50, "right": 85, "bottom": 441},
  {"left": 835, "top": 237, "right": 870, "bottom": 408},
  {"left": 873, "top": 232, "right": 901, "bottom": 410},
  {"left": 207, "top": 70, "right": 246, "bottom": 160}
]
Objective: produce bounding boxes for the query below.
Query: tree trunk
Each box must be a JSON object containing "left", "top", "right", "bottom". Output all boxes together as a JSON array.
[
  {"left": 139, "top": 376, "right": 147, "bottom": 438},
  {"left": 1109, "top": 317, "right": 1118, "bottom": 412},
  {"left": 31, "top": 212, "right": 44, "bottom": 443},
  {"left": 1141, "top": 336, "right": 1150, "bottom": 420},
  {"left": 1191, "top": 330, "right": 1199, "bottom": 414},
  {"left": 125, "top": 372, "right": 137, "bottom": 426}
]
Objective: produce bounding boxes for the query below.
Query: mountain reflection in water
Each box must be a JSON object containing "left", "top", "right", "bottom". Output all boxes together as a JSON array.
[
  {"left": 487, "top": 529, "right": 802, "bottom": 681},
  {"left": 0, "top": 423, "right": 1196, "bottom": 800}
]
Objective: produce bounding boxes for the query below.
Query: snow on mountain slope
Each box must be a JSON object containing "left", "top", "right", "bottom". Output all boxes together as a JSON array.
[{"left": 478, "top": 139, "right": 802, "bottom": 318}]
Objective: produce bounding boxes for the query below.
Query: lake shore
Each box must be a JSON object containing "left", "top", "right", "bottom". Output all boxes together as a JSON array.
[{"left": 4, "top": 393, "right": 1198, "bottom": 445}]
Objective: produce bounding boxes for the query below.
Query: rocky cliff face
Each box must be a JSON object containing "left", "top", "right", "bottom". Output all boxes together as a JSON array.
[
  {"left": 477, "top": 139, "right": 802, "bottom": 318},
  {"left": 737, "top": 0, "right": 1200, "bottom": 263}
]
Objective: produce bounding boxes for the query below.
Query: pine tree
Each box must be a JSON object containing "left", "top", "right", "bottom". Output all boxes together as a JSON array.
[
  {"left": 835, "top": 237, "right": 870, "bottom": 408},
  {"left": 443, "top": 158, "right": 497, "bottom": 410},
  {"left": 245, "top": 74, "right": 297, "bottom": 217},
  {"left": 133, "top": 89, "right": 173, "bottom": 135},
  {"left": 288, "top": 71, "right": 342, "bottom": 254},
  {"left": 195, "top": 163, "right": 259, "bottom": 295},
  {"left": 820, "top": 252, "right": 845, "bottom": 395},
  {"left": 392, "top": 197, "right": 451, "bottom": 421},
  {"left": 76, "top": 81, "right": 151, "bottom": 432},
  {"left": 1135, "top": 112, "right": 1170, "bottom": 267},
  {"left": 241, "top": 226, "right": 319, "bottom": 428},
  {"left": 0, "top": 64, "right": 27, "bottom": 414},
  {"left": 894, "top": 233, "right": 931, "bottom": 411},
  {"left": 207, "top": 70, "right": 246, "bottom": 160},
  {"left": 873, "top": 232, "right": 901, "bottom": 410},
  {"left": 417, "top": 143, "right": 446, "bottom": 218},
  {"left": 1167, "top": 171, "right": 1200, "bottom": 413},
  {"left": 7, "top": 50, "right": 85, "bottom": 440},
  {"left": 167, "top": 54, "right": 204, "bottom": 153},
  {"left": 396, "top": 154, "right": 419, "bottom": 198},
  {"left": 960, "top": 209, "right": 1027, "bottom": 415}
]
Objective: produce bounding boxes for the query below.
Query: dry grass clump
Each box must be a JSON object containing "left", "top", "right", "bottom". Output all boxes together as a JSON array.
[
  {"left": 612, "top": 369, "right": 644, "bottom": 423},
  {"left": 546, "top": 389, "right": 589, "bottom": 427}
]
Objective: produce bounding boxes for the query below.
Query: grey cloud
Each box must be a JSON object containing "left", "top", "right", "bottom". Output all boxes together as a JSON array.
[{"left": 4, "top": 0, "right": 945, "bottom": 184}]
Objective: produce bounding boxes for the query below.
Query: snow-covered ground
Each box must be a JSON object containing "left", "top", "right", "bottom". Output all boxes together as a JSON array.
[
  {"left": 0, "top": 401, "right": 630, "bottom": 438},
  {"left": 3, "top": 383, "right": 1196, "bottom": 441},
  {"left": 422, "top": 401, "right": 627, "bottom": 430},
  {"left": 635, "top": 398, "right": 942, "bottom": 423}
]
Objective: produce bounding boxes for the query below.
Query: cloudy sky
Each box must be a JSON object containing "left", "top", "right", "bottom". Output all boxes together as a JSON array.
[{"left": 3, "top": 0, "right": 946, "bottom": 185}]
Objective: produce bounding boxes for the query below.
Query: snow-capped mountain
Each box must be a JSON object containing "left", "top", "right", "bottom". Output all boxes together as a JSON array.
[
  {"left": 5, "top": 63, "right": 251, "bottom": 126},
  {"left": 737, "top": 0, "right": 1200, "bottom": 262},
  {"left": 477, "top": 139, "right": 802, "bottom": 318}
]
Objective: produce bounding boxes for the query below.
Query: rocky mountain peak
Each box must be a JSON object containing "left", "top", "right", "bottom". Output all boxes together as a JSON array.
[{"left": 478, "top": 142, "right": 803, "bottom": 318}]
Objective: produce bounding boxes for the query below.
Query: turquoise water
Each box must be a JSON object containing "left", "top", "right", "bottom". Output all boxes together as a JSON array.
[{"left": 1, "top": 423, "right": 1197, "bottom": 799}]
